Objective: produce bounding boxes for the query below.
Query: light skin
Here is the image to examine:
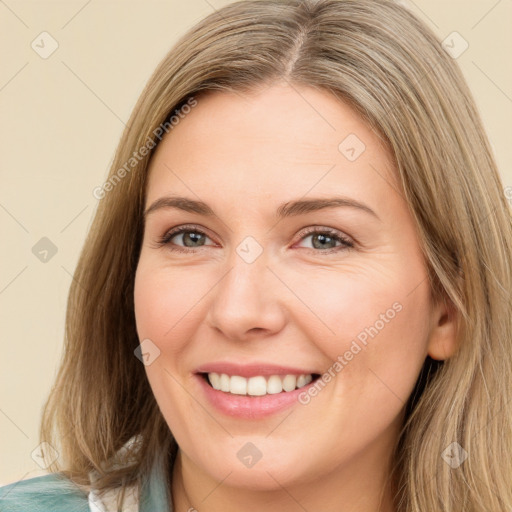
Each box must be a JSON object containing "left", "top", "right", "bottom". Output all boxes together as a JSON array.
[{"left": 133, "top": 82, "right": 458, "bottom": 512}]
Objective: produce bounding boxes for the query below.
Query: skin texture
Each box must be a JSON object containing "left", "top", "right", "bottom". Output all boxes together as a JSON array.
[{"left": 133, "top": 82, "right": 458, "bottom": 512}]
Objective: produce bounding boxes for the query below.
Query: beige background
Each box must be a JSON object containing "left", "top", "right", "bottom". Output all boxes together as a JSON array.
[{"left": 0, "top": 0, "right": 510, "bottom": 486}]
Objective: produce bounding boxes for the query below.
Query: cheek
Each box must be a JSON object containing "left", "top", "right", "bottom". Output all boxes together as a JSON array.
[
  {"left": 286, "top": 259, "right": 432, "bottom": 404},
  {"left": 282, "top": 258, "right": 430, "bottom": 355},
  {"left": 133, "top": 260, "right": 210, "bottom": 352},
  {"left": 133, "top": 261, "right": 211, "bottom": 436}
]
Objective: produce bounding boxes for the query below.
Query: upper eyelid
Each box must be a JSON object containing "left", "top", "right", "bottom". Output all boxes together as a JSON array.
[
  {"left": 164, "top": 224, "right": 216, "bottom": 240},
  {"left": 158, "top": 225, "right": 218, "bottom": 247}
]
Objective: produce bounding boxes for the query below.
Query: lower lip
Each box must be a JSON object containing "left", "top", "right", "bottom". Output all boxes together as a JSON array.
[{"left": 195, "top": 374, "right": 317, "bottom": 419}]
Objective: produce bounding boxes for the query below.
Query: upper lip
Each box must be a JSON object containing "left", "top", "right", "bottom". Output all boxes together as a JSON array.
[{"left": 195, "top": 362, "right": 320, "bottom": 378}]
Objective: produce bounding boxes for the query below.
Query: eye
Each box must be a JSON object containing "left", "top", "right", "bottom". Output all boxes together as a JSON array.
[
  {"left": 156, "top": 225, "right": 216, "bottom": 253},
  {"left": 295, "top": 227, "right": 354, "bottom": 253},
  {"left": 155, "top": 225, "right": 354, "bottom": 254}
]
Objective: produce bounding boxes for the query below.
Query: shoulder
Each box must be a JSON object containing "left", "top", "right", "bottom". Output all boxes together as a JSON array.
[{"left": 0, "top": 473, "right": 90, "bottom": 512}]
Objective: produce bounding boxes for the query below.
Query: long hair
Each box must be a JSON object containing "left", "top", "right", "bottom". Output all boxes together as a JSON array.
[{"left": 40, "top": 1, "right": 512, "bottom": 510}]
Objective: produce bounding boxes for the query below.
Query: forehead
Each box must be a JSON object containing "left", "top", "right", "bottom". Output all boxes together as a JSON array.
[{"left": 145, "top": 84, "right": 399, "bottom": 212}]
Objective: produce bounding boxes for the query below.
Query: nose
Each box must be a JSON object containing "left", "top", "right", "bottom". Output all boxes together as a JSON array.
[{"left": 205, "top": 251, "right": 287, "bottom": 341}]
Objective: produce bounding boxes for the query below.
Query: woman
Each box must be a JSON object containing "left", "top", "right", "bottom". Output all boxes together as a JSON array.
[{"left": 1, "top": 0, "right": 511, "bottom": 511}]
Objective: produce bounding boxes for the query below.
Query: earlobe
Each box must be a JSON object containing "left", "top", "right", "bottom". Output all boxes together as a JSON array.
[{"left": 426, "top": 296, "right": 459, "bottom": 361}]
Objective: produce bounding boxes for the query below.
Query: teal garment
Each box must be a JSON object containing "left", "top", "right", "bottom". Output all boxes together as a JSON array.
[
  {"left": 0, "top": 473, "right": 90, "bottom": 512},
  {"left": 0, "top": 453, "right": 173, "bottom": 512}
]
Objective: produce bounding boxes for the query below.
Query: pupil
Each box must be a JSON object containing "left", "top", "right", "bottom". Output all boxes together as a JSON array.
[
  {"left": 313, "top": 233, "right": 335, "bottom": 249},
  {"left": 184, "top": 232, "right": 204, "bottom": 247}
]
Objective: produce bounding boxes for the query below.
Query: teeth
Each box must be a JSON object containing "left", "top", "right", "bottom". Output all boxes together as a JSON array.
[
  {"left": 206, "top": 372, "right": 314, "bottom": 396},
  {"left": 247, "top": 376, "right": 267, "bottom": 396},
  {"left": 230, "top": 375, "right": 247, "bottom": 395},
  {"left": 220, "top": 373, "right": 230, "bottom": 392},
  {"left": 297, "top": 374, "right": 310, "bottom": 388},
  {"left": 267, "top": 375, "right": 283, "bottom": 394},
  {"left": 209, "top": 372, "right": 221, "bottom": 390},
  {"left": 282, "top": 374, "right": 296, "bottom": 392}
]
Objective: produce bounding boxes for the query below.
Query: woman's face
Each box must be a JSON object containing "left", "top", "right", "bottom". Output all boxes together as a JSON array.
[{"left": 134, "top": 83, "right": 454, "bottom": 490}]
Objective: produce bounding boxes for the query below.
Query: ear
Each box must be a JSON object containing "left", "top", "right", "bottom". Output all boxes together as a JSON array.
[{"left": 426, "top": 294, "right": 459, "bottom": 361}]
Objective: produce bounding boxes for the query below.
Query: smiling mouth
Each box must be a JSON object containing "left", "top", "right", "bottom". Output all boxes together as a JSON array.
[{"left": 200, "top": 372, "right": 321, "bottom": 396}]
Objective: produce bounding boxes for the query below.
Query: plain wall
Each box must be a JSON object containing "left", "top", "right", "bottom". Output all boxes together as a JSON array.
[{"left": 1, "top": 0, "right": 511, "bottom": 486}]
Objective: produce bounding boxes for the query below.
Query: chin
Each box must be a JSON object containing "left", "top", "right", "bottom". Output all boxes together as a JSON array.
[{"left": 189, "top": 443, "right": 313, "bottom": 491}]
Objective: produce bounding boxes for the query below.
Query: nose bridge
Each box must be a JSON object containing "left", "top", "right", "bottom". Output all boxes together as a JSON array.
[
  {"left": 226, "top": 246, "right": 268, "bottom": 299},
  {"left": 206, "top": 241, "right": 285, "bottom": 339}
]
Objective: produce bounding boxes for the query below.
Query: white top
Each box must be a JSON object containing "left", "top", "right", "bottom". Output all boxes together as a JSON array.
[{"left": 88, "top": 483, "right": 139, "bottom": 512}]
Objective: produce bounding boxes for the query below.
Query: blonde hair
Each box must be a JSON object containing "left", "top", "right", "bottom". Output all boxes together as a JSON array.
[{"left": 40, "top": 1, "right": 512, "bottom": 510}]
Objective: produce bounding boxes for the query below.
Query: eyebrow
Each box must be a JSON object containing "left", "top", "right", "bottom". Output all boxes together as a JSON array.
[{"left": 144, "top": 195, "right": 380, "bottom": 220}]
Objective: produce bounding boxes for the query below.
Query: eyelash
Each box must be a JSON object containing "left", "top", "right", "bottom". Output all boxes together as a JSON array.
[{"left": 155, "top": 224, "right": 354, "bottom": 254}]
